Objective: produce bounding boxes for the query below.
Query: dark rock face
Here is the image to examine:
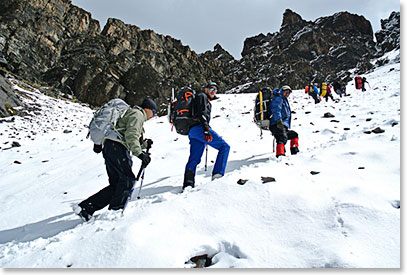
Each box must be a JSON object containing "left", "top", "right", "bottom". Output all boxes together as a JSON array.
[
  {"left": 0, "top": 1, "right": 400, "bottom": 115},
  {"left": 0, "top": 0, "right": 229, "bottom": 112},
  {"left": 375, "top": 11, "right": 400, "bottom": 54},
  {"left": 0, "top": 74, "right": 22, "bottom": 117},
  {"left": 235, "top": 9, "right": 377, "bottom": 92}
]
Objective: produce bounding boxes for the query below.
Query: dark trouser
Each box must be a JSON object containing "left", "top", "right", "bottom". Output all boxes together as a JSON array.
[
  {"left": 334, "top": 88, "right": 343, "bottom": 97},
  {"left": 309, "top": 91, "right": 320, "bottom": 104},
  {"left": 270, "top": 125, "right": 298, "bottom": 145},
  {"left": 324, "top": 93, "right": 335, "bottom": 102},
  {"left": 79, "top": 139, "right": 136, "bottom": 215}
]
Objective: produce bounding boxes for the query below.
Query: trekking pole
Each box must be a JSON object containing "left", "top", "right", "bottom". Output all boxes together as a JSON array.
[
  {"left": 204, "top": 145, "right": 208, "bottom": 171},
  {"left": 136, "top": 144, "right": 152, "bottom": 200},
  {"left": 273, "top": 137, "right": 276, "bottom": 153},
  {"left": 123, "top": 145, "right": 151, "bottom": 211}
]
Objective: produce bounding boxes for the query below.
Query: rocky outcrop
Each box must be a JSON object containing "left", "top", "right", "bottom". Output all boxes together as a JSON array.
[
  {"left": 375, "top": 11, "right": 400, "bottom": 54},
  {"left": 0, "top": 73, "right": 22, "bottom": 117},
  {"left": 234, "top": 9, "right": 377, "bottom": 92},
  {"left": 0, "top": 1, "right": 400, "bottom": 115},
  {"left": 0, "top": 0, "right": 231, "bottom": 112}
]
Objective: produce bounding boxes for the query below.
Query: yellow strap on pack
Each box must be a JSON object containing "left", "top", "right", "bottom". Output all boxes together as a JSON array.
[{"left": 259, "top": 91, "right": 263, "bottom": 120}]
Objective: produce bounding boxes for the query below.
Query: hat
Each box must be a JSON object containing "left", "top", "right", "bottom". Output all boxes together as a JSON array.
[
  {"left": 281, "top": 85, "right": 292, "bottom": 92},
  {"left": 207, "top": 82, "right": 219, "bottom": 91},
  {"left": 140, "top": 98, "right": 157, "bottom": 115}
]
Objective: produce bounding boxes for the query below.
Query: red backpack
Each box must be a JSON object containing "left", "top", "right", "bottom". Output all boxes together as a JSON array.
[{"left": 355, "top": 76, "right": 363, "bottom": 89}]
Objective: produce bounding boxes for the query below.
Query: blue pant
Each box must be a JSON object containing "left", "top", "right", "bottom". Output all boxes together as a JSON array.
[{"left": 185, "top": 125, "right": 230, "bottom": 182}]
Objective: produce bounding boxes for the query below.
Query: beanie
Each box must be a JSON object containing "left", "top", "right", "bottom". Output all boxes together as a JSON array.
[{"left": 140, "top": 98, "right": 157, "bottom": 115}]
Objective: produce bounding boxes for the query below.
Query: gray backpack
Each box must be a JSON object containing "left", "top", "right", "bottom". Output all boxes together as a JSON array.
[{"left": 87, "top": 98, "right": 130, "bottom": 145}]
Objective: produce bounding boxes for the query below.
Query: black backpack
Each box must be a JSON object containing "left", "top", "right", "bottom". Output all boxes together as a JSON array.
[
  {"left": 254, "top": 87, "right": 274, "bottom": 130},
  {"left": 168, "top": 88, "right": 196, "bottom": 135}
]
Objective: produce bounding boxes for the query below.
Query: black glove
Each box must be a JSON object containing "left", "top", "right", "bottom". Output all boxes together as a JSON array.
[
  {"left": 276, "top": 119, "right": 285, "bottom": 130},
  {"left": 93, "top": 144, "right": 102, "bottom": 154},
  {"left": 145, "top": 138, "right": 153, "bottom": 149},
  {"left": 203, "top": 127, "right": 212, "bottom": 143},
  {"left": 138, "top": 151, "right": 151, "bottom": 167}
]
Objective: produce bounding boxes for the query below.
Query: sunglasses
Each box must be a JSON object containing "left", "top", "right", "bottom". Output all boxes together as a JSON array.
[{"left": 209, "top": 87, "right": 218, "bottom": 93}]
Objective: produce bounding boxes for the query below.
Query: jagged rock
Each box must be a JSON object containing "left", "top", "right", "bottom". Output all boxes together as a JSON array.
[
  {"left": 11, "top": 141, "right": 21, "bottom": 147},
  {"left": 375, "top": 11, "right": 400, "bottom": 54},
  {"left": 187, "top": 254, "right": 212, "bottom": 268},
  {"left": 0, "top": 75, "right": 23, "bottom": 117},
  {"left": 323, "top": 112, "right": 335, "bottom": 118},
  {"left": 372, "top": 127, "right": 385, "bottom": 134},
  {"left": 261, "top": 176, "right": 276, "bottom": 183},
  {"left": 0, "top": 1, "right": 400, "bottom": 114},
  {"left": 238, "top": 9, "right": 378, "bottom": 91},
  {"left": 237, "top": 179, "right": 248, "bottom": 185}
]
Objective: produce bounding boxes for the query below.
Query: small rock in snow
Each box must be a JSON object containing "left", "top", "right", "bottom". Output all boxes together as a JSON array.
[
  {"left": 372, "top": 127, "right": 385, "bottom": 134},
  {"left": 261, "top": 176, "right": 276, "bottom": 183},
  {"left": 237, "top": 179, "right": 248, "bottom": 185}
]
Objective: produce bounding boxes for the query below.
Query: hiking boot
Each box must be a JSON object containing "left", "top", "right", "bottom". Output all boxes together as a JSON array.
[
  {"left": 290, "top": 138, "right": 299, "bottom": 155},
  {"left": 73, "top": 205, "right": 92, "bottom": 222},
  {"left": 183, "top": 169, "right": 195, "bottom": 190},
  {"left": 290, "top": 146, "right": 299, "bottom": 155},
  {"left": 211, "top": 174, "right": 223, "bottom": 181}
]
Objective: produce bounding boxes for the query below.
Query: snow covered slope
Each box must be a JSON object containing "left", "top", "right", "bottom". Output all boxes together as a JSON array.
[{"left": 0, "top": 51, "right": 400, "bottom": 268}]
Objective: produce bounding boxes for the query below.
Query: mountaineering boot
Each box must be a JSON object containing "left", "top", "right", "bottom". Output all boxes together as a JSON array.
[
  {"left": 212, "top": 173, "right": 223, "bottom": 181},
  {"left": 276, "top": 143, "right": 285, "bottom": 158},
  {"left": 183, "top": 169, "right": 195, "bottom": 190},
  {"left": 290, "top": 137, "right": 299, "bottom": 155},
  {"left": 73, "top": 204, "right": 92, "bottom": 222}
]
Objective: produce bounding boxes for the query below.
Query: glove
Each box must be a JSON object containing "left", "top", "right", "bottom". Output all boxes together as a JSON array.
[
  {"left": 145, "top": 138, "right": 153, "bottom": 149},
  {"left": 203, "top": 127, "right": 212, "bottom": 143},
  {"left": 137, "top": 151, "right": 151, "bottom": 167},
  {"left": 93, "top": 144, "right": 102, "bottom": 154},
  {"left": 276, "top": 119, "right": 285, "bottom": 130}
]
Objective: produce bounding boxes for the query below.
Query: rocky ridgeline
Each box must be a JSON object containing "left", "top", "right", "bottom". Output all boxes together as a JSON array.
[{"left": 0, "top": 0, "right": 400, "bottom": 116}]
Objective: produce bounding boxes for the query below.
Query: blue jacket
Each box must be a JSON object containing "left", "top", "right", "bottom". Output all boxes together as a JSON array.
[
  {"left": 269, "top": 88, "right": 292, "bottom": 129},
  {"left": 310, "top": 85, "right": 319, "bottom": 95}
]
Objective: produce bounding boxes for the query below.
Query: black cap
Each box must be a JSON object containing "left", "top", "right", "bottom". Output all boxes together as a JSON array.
[{"left": 140, "top": 98, "right": 157, "bottom": 115}]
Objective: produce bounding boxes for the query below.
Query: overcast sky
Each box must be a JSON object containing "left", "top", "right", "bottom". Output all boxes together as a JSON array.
[{"left": 71, "top": 0, "right": 400, "bottom": 59}]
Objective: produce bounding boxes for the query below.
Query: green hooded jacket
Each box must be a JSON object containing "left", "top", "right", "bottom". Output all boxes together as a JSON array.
[{"left": 104, "top": 105, "right": 147, "bottom": 156}]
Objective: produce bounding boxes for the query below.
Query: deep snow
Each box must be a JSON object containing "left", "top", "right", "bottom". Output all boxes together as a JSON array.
[{"left": 0, "top": 50, "right": 400, "bottom": 269}]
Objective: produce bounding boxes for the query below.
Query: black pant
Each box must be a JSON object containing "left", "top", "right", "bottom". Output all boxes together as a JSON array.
[
  {"left": 324, "top": 93, "right": 335, "bottom": 102},
  {"left": 270, "top": 125, "right": 298, "bottom": 145},
  {"left": 309, "top": 91, "right": 320, "bottom": 104},
  {"left": 79, "top": 139, "right": 136, "bottom": 214}
]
